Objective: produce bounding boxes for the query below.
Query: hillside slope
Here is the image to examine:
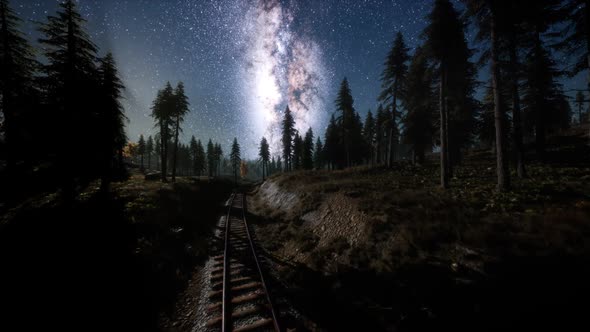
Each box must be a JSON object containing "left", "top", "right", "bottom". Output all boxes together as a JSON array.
[{"left": 249, "top": 154, "right": 590, "bottom": 331}]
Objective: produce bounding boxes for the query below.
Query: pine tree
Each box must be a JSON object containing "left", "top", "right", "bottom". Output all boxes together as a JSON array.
[
  {"left": 324, "top": 114, "right": 340, "bottom": 170},
  {"left": 292, "top": 133, "right": 303, "bottom": 170},
  {"left": 351, "top": 111, "right": 365, "bottom": 165},
  {"left": 270, "top": 156, "right": 276, "bottom": 175},
  {"left": 576, "top": 91, "right": 587, "bottom": 124},
  {"left": 96, "top": 53, "right": 126, "bottom": 192},
  {"left": 522, "top": 33, "right": 563, "bottom": 159},
  {"left": 215, "top": 144, "right": 223, "bottom": 176},
  {"left": 230, "top": 138, "right": 241, "bottom": 184},
  {"left": 281, "top": 106, "right": 295, "bottom": 171},
  {"left": 196, "top": 140, "right": 205, "bottom": 176},
  {"left": 314, "top": 137, "right": 324, "bottom": 169},
  {"left": 463, "top": 0, "right": 511, "bottom": 190},
  {"left": 206, "top": 139, "right": 215, "bottom": 177},
  {"left": 189, "top": 136, "right": 198, "bottom": 175},
  {"left": 335, "top": 78, "right": 356, "bottom": 167},
  {"left": 137, "top": 134, "right": 146, "bottom": 171},
  {"left": 478, "top": 80, "right": 510, "bottom": 152},
  {"left": 0, "top": 0, "right": 38, "bottom": 172},
  {"left": 259, "top": 137, "right": 270, "bottom": 180},
  {"left": 423, "top": 0, "right": 476, "bottom": 188},
  {"left": 375, "top": 104, "right": 388, "bottom": 164},
  {"left": 276, "top": 156, "right": 282, "bottom": 173},
  {"left": 146, "top": 135, "right": 154, "bottom": 170},
  {"left": 553, "top": 0, "right": 590, "bottom": 79},
  {"left": 303, "top": 128, "right": 314, "bottom": 170},
  {"left": 363, "top": 110, "right": 376, "bottom": 165},
  {"left": 39, "top": 0, "right": 100, "bottom": 196},
  {"left": 151, "top": 83, "right": 174, "bottom": 182},
  {"left": 171, "top": 82, "right": 189, "bottom": 182},
  {"left": 402, "top": 46, "right": 435, "bottom": 164},
  {"left": 521, "top": 1, "right": 565, "bottom": 160},
  {"left": 380, "top": 32, "right": 410, "bottom": 167},
  {"left": 154, "top": 133, "right": 161, "bottom": 171}
]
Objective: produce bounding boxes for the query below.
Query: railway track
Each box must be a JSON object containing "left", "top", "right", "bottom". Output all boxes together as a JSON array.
[{"left": 206, "top": 193, "right": 281, "bottom": 332}]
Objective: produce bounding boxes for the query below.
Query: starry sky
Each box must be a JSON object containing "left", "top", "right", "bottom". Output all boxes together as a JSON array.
[{"left": 13, "top": 0, "right": 587, "bottom": 158}]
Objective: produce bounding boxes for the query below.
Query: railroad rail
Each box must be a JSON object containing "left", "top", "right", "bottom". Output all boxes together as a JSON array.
[{"left": 207, "top": 193, "right": 281, "bottom": 332}]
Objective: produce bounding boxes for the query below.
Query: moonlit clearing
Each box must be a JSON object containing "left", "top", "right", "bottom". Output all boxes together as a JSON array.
[{"left": 239, "top": 0, "right": 329, "bottom": 156}]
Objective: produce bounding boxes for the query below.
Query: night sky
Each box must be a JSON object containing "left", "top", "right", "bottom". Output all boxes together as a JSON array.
[{"left": 14, "top": 0, "right": 586, "bottom": 158}]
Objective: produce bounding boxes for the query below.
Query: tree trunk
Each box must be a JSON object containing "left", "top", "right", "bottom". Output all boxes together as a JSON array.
[
  {"left": 160, "top": 126, "right": 167, "bottom": 182},
  {"left": 388, "top": 85, "right": 398, "bottom": 168},
  {"left": 491, "top": 13, "right": 510, "bottom": 191},
  {"left": 445, "top": 95, "right": 452, "bottom": 178},
  {"left": 440, "top": 64, "right": 449, "bottom": 189},
  {"left": 586, "top": 0, "right": 590, "bottom": 84},
  {"left": 509, "top": 33, "right": 526, "bottom": 178},
  {"left": 171, "top": 117, "right": 180, "bottom": 182},
  {"left": 533, "top": 33, "right": 546, "bottom": 160}
]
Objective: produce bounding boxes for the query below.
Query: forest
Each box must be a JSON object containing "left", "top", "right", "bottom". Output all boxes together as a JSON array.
[{"left": 1, "top": 0, "right": 590, "bottom": 331}]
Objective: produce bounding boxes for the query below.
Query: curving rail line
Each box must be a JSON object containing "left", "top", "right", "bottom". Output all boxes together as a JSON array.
[{"left": 207, "top": 193, "right": 281, "bottom": 332}]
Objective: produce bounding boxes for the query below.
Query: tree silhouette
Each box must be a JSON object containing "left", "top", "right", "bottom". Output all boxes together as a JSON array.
[
  {"left": 0, "top": 0, "right": 39, "bottom": 173},
  {"left": 154, "top": 133, "right": 161, "bottom": 171},
  {"left": 324, "top": 114, "right": 340, "bottom": 170},
  {"left": 171, "top": 82, "right": 189, "bottom": 182},
  {"left": 39, "top": 0, "right": 101, "bottom": 197},
  {"left": 276, "top": 156, "right": 283, "bottom": 173},
  {"left": 151, "top": 83, "right": 174, "bottom": 181},
  {"left": 423, "top": 0, "right": 476, "bottom": 188},
  {"left": 146, "top": 135, "right": 154, "bottom": 170},
  {"left": 137, "top": 134, "right": 146, "bottom": 172},
  {"left": 463, "top": 0, "right": 511, "bottom": 191},
  {"left": 197, "top": 140, "right": 206, "bottom": 176},
  {"left": 363, "top": 110, "right": 376, "bottom": 165},
  {"left": 269, "top": 156, "right": 276, "bottom": 175},
  {"left": 281, "top": 106, "right": 295, "bottom": 171},
  {"left": 402, "top": 46, "right": 434, "bottom": 165},
  {"left": 96, "top": 53, "right": 126, "bottom": 192},
  {"left": 230, "top": 138, "right": 241, "bottom": 184},
  {"left": 380, "top": 32, "right": 409, "bottom": 167},
  {"left": 206, "top": 139, "right": 215, "bottom": 177},
  {"left": 522, "top": 31, "right": 563, "bottom": 159},
  {"left": 215, "top": 144, "right": 223, "bottom": 176},
  {"left": 553, "top": 0, "right": 590, "bottom": 79},
  {"left": 292, "top": 133, "right": 303, "bottom": 170},
  {"left": 314, "top": 137, "right": 324, "bottom": 170},
  {"left": 375, "top": 104, "right": 389, "bottom": 164},
  {"left": 303, "top": 128, "right": 314, "bottom": 170},
  {"left": 335, "top": 78, "right": 353, "bottom": 167},
  {"left": 259, "top": 137, "right": 270, "bottom": 180},
  {"left": 575, "top": 91, "right": 587, "bottom": 124}
]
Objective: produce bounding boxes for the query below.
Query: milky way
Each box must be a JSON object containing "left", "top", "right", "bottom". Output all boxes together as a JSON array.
[{"left": 237, "top": 0, "right": 329, "bottom": 156}]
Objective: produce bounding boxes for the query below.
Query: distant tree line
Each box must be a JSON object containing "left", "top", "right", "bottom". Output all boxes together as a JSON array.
[
  {"left": 134, "top": 130, "right": 230, "bottom": 182},
  {"left": 0, "top": 0, "right": 127, "bottom": 198},
  {"left": 138, "top": 83, "right": 233, "bottom": 182},
  {"left": 267, "top": 0, "right": 588, "bottom": 193}
]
